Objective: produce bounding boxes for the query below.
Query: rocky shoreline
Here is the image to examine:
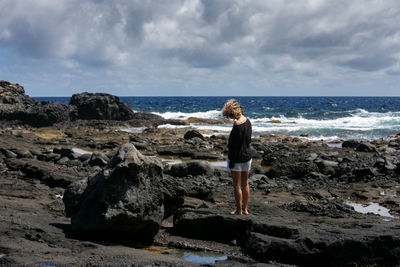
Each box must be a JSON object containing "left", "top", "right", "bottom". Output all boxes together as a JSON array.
[{"left": 1, "top": 81, "right": 400, "bottom": 266}]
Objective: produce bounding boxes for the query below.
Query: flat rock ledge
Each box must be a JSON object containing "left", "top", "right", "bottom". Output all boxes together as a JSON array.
[{"left": 173, "top": 206, "right": 400, "bottom": 266}]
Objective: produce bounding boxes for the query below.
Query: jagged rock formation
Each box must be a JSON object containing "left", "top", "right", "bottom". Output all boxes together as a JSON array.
[
  {"left": 0, "top": 80, "right": 77, "bottom": 126},
  {"left": 63, "top": 143, "right": 184, "bottom": 241},
  {"left": 70, "top": 92, "right": 135, "bottom": 120}
]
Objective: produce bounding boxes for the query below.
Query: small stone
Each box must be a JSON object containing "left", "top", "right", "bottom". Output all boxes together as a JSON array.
[
  {"left": 57, "top": 157, "right": 70, "bottom": 165},
  {"left": 14, "top": 149, "right": 33, "bottom": 158},
  {"left": 45, "top": 153, "right": 61, "bottom": 162},
  {"left": 11, "top": 130, "right": 22, "bottom": 137},
  {"left": 5, "top": 150, "right": 17, "bottom": 158}
]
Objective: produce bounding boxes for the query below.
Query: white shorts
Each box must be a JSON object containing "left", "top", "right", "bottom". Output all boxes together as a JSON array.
[{"left": 227, "top": 159, "right": 252, "bottom": 172}]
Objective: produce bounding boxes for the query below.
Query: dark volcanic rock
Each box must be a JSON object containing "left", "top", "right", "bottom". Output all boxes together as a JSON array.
[
  {"left": 127, "top": 112, "right": 186, "bottom": 127},
  {"left": 168, "top": 161, "right": 214, "bottom": 178},
  {"left": 342, "top": 139, "right": 360, "bottom": 148},
  {"left": 281, "top": 200, "right": 353, "bottom": 218},
  {"left": 88, "top": 152, "right": 109, "bottom": 167},
  {"left": 356, "top": 142, "right": 377, "bottom": 153},
  {"left": 0, "top": 80, "right": 31, "bottom": 104},
  {"left": 173, "top": 206, "right": 400, "bottom": 266},
  {"left": 0, "top": 80, "right": 77, "bottom": 126},
  {"left": 63, "top": 143, "right": 183, "bottom": 241},
  {"left": 70, "top": 92, "right": 135, "bottom": 121},
  {"left": 4, "top": 158, "right": 88, "bottom": 188},
  {"left": 184, "top": 130, "right": 204, "bottom": 140}
]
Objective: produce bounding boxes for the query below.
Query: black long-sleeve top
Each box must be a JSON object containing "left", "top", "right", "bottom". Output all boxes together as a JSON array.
[{"left": 228, "top": 119, "right": 252, "bottom": 164}]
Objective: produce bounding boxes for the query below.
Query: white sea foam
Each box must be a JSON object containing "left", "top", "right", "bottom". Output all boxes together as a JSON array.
[
  {"left": 154, "top": 109, "right": 400, "bottom": 140},
  {"left": 157, "top": 124, "right": 193, "bottom": 129},
  {"left": 303, "top": 136, "right": 342, "bottom": 142},
  {"left": 152, "top": 110, "right": 221, "bottom": 120}
]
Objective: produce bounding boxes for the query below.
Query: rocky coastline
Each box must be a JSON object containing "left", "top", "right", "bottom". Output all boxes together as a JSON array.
[{"left": 1, "top": 81, "right": 400, "bottom": 266}]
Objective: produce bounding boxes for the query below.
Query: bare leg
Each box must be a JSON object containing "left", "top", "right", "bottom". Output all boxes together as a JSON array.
[
  {"left": 241, "top": 171, "right": 249, "bottom": 215},
  {"left": 231, "top": 171, "right": 242, "bottom": 215}
]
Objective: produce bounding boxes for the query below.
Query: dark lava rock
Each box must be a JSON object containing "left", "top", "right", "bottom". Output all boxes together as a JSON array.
[
  {"left": 57, "top": 157, "right": 70, "bottom": 165},
  {"left": 342, "top": 139, "right": 360, "bottom": 148},
  {"left": 45, "top": 153, "right": 61, "bottom": 162},
  {"left": 168, "top": 161, "right": 214, "bottom": 178},
  {"left": 353, "top": 168, "right": 378, "bottom": 181},
  {"left": 281, "top": 200, "right": 353, "bottom": 218},
  {"left": 88, "top": 152, "right": 109, "bottom": 167},
  {"left": 78, "top": 153, "right": 92, "bottom": 162},
  {"left": 70, "top": 92, "right": 134, "bottom": 121},
  {"left": 3, "top": 149, "right": 17, "bottom": 158},
  {"left": 184, "top": 130, "right": 204, "bottom": 140},
  {"left": 14, "top": 149, "right": 33, "bottom": 158},
  {"left": 0, "top": 80, "right": 27, "bottom": 104},
  {"left": 173, "top": 206, "right": 400, "bottom": 266},
  {"left": 268, "top": 161, "right": 319, "bottom": 180},
  {"left": 4, "top": 158, "right": 88, "bottom": 188},
  {"left": 53, "top": 148, "right": 75, "bottom": 160},
  {"left": 356, "top": 142, "right": 377, "bottom": 153},
  {"left": 0, "top": 80, "right": 77, "bottom": 126},
  {"left": 63, "top": 143, "right": 183, "bottom": 241}
]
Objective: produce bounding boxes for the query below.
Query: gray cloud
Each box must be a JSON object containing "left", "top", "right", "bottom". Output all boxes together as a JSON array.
[
  {"left": 386, "top": 70, "right": 400, "bottom": 76},
  {"left": 161, "top": 47, "right": 232, "bottom": 69},
  {"left": 340, "top": 56, "right": 397, "bottom": 72},
  {"left": 0, "top": 0, "right": 400, "bottom": 75}
]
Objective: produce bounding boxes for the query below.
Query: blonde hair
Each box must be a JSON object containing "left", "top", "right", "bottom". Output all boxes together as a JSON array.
[{"left": 222, "top": 99, "right": 244, "bottom": 119}]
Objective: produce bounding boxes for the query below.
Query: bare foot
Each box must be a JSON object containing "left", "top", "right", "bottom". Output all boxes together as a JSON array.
[
  {"left": 230, "top": 210, "right": 242, "bottom": 215},
  {"left": 243, "top": 210, "right": 249, "bottom": 215}
]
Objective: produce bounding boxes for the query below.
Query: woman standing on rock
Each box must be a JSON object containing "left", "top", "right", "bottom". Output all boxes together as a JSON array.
[{"left": 222, "top": 99, "right": 252, "bottom": 215}]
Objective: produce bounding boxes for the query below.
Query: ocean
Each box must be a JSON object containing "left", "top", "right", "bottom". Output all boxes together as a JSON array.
[{"left": 36, "top": 96, "right": 400, "bottom": 141}]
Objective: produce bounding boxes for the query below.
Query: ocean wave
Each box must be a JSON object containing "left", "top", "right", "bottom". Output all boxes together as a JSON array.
[
  {"left": 152, "top": 110, "right": 221, "bottom": 120},
  {"left": 157, "top": 124, "right": 193, "bottom": 129},
  {"left": 155, "top": 108, "right": 400, "bottom": 140}
]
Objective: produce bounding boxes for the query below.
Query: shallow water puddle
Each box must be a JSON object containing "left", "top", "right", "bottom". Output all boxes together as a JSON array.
[
  {"left": 118, "top": 127, "right": 146, "bottom": 134},
  {"left": 184, "top": 253, "right": 228, "bottom": 264},
  {"left": 346, "top": 202, "right": 395, "bottom": 218},
  {"left": 208, "top": 161, "right": 227, "bottom": 167},
  {"left": 71, "top": 147, "right": 93, "bottom": 155},
  {"left": 159, "top": 157, "right": 226, "bottom": 168},
  {"left": 327, "top": 142, "right": 342, "bottom": 148},
  {"left": 160, "top": 157, "right": 183, "bottom": 165}
]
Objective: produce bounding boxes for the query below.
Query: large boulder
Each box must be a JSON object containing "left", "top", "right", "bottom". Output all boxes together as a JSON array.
[
  {"left": 0, "top": 80, "right": 77, "bottom": 126},
  {"left": 63, "top": 143, "right": 183, "bottom": 241},
  {"left": 70, "top": 92, "right": 135, "bottom": 120}
]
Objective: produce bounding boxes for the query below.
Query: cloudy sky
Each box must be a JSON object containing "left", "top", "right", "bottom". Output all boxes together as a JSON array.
[{"left": 1, "top": 0, "right": 400, "bottom": 96}]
